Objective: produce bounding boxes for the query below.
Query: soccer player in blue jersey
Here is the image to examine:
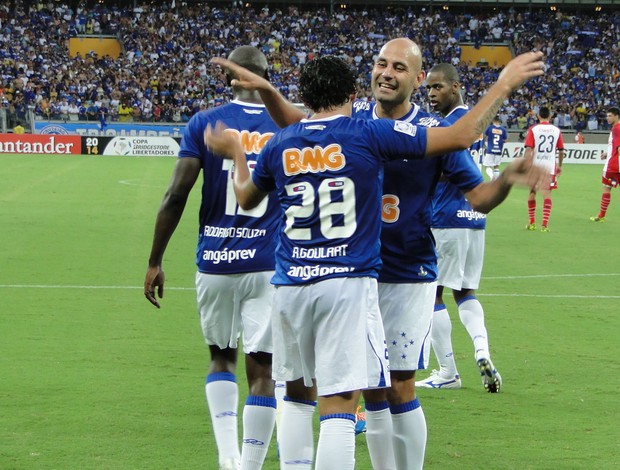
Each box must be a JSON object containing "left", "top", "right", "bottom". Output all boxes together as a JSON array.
[
  {"left": 483, "top": 116, "right": 509, "bottom": 180},
  {"left": 207, "top": 51, "right": 546, "bottom": 470},
  {"left": 144, "top": 46, "right": 280, "bottom": 470},
  {"left": 418, "top": 62, "right": 503, "bottom": 394}
]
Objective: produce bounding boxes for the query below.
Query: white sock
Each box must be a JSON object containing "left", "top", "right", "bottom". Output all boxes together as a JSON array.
[
  {"left": 315, "top": 415, "right": 356, "bottom": 470},
  {"left": 391, "top": 399, "right": 426, "bottom": 470},
  {"left": 457, "top": 296, "right": 490, "bottom": 361},
  {"left": 274, "top": 381, "right": 286, "bottom": 444},
  {"left": 492, "top": 168, "right": 501, "bottom": 180},
  {"left": 205, "top": 372, "right": 241, "bottom": 464},
  {"left": 485, "top": 166, "right": 494, "bottom": 180},
  {"left": 279, "top": 397, "right": 316, "bottom": 469},
  {"left": 364, "top": 401, "right": 396, "bottom": 470},
  {"left": 430, "top": 305, "right": 458, "bottom": 378},
  {"left": 241, "top": 396, "right": 277, "bottom": 470}
]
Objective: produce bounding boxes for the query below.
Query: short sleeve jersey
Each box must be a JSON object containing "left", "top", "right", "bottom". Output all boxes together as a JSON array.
[
  {"left": 432, "top": 106, "right": 486, "bottom": 230},
  {"left": 252, "top": 114, "right": 428, "bottom": 286},
  {"left": 178, "top": 100, "right": 280, "bottom": 274},
  {"left": 524, "top": 121, "right": 565, "bottom": 175},
  {"left": 353, "top": 101, "right": 483, "bottom": 283},
  {"left": 484, "top": 122, "right": 508, "bottom": 156}
]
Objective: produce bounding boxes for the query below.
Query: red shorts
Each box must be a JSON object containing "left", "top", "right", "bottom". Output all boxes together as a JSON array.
[{"left": 602, "top": 172, "right": 620, "bottom": 188}]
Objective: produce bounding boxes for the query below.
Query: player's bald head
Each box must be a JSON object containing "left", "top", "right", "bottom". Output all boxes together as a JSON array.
[
  {"left": 379, "top": 38, "right": 423, "bottom": 73},
  {"left": 227, "top": 46, "right": 268, "bottom": 78}
]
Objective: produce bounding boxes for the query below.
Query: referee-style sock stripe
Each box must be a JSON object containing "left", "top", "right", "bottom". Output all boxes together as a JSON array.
[
  {"left": 434, "top": 303, "right": 446, "bottom": 312},
  {"left": 319, "top": 413, "right": 356, "bottom": 423},
  {"left": 283, "top": 396, "right": 317, "bottom": 407},
  {"left": 364, "top": 400, "right": 390, "bottom": 412},
  {"left": 206, "top": 371, "right": 236, "bottom": 384},
  {"left": 389, "top": 398, "right": 421, "bottom": 415},
  {"left": 246, "top": 395, "right": 277, "bottom": 408},
  {"left": 456, "top": 295, "right": 477, "bottom": 306}
]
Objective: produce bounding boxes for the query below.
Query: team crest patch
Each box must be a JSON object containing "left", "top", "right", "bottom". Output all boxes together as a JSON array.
[{"left": 393, "top": 121, "right": 417, "bottom": 137}]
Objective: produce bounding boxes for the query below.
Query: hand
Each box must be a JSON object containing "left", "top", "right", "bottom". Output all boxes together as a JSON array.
[
  {"left": 498, "top": 51, "right": 545, "bottom": 92},
  {"left": 211, "top": 57, "right": 271, "bottom": 92},
  {"left": 144, "top": 265, "right": 165, "bottom": 308},
  {"left": 502, "top": 153, "right": 551, "bottom": 191},
  {"left": 600, "top": 151, "right": 608, "bottom": 161},
  {"left": 556, "top": 166, "right": 563, "bottom": 176},
  {"left": 204, "top": 121, "right": 241, "bottom": 159}
]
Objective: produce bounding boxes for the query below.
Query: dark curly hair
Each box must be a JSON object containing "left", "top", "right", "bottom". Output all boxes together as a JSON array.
[{"left": 299, "top": 55, "right": 357, "bottom": 113}]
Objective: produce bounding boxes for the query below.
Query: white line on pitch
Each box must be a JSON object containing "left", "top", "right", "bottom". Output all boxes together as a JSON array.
[
  {"left": 478, "top": 293, "right": 620, "bottom": 299},
  {"left": 0, "top": 284, "right": 194, "bottom": 291},
  {"left": 483, "top": 273, "right": 619, "bottom": 280}
]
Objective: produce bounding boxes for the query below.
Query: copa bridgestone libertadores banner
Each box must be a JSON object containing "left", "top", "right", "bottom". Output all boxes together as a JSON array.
[{"left": 501, "top": 143, "right": 606, "bottom": 165}]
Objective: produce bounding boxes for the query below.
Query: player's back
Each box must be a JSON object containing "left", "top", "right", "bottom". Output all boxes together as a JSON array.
[
  {"left": 179, "top": 100, "right": 281, "bottom": 274},
  {"left": 525, "top": 122, "right": 564, "bottom": 172},
  {"left": 485, "top": 124, "right": 508, "bottom": 155},
  {"left": 253, "top": 114, "right": 428, "bottom": 286}
]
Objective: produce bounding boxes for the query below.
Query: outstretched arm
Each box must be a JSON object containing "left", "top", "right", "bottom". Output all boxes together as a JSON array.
[
  {"left": 465, "top": 152, "right": 550, "bottom": 213},
  {"left": 426, "top": 51, "right": 545, "bottom": 157},
  {"left": 145, "top": 157, "right": 201, "bottom": 308},
  {"left": 211, "top": 57, "right": 306, "bottom": 127},
  {"left": 204, "top": 121, "right": 268, "bottom": 210}
]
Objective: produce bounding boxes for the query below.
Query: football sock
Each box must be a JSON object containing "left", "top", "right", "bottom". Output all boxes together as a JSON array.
[
  {"left": 542, "top": 198, "right": 552, "bottom": 227},
  {"left": 430, "top": 304, "right": 458, "bottom": 378},
  {"left": 599, "top": 192, "right": 611, "bottom": 217},
  {"left": 278, "top": 397, "right": 316, "bottom": 469},
  {"left": 240, "top": 395, "right": 277, "bottom": 470},
  {"left": 492, "top": 168, "right": 500, "bottom": 180},
  {"left": 391, "top": 399, "right": 426, "bottom": 470},
  {"left": 315, "top": 414, "right": 356, "bottom": 470},
  {"left": 457, "top": 296, "right": 490, "bottom": 362},
  {"left": 205, "top": 372, "right": 241, "bottom": 464},
  {"left": 485, "top": 166, "right": 494, "bottom": 180},
  {"left": 274, "top": 381, "right": 286, "bottom": 445},
  {"left": 365, "top": 401, "right": 396, "bottom": 470},
  {"left": 527, "top": 199, "right": 536, "bottom": 224}
]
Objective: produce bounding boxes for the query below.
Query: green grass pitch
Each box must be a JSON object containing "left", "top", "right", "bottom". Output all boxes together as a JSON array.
[{"left": 1, "top": 153, "right": 619, "bottom": 469}]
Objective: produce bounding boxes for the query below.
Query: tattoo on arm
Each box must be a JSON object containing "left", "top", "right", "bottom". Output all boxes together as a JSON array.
[{"left": 474, "top": 98, "right": 504, "bottom": 136}]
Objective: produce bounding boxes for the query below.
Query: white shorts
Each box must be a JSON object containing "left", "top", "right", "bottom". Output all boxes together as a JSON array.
[
  {"left": 482, "top": 153, "right": 502, "bottom": 168},
  {"left": 196, "top": 271, "right": 274, "bottom": 354},
  {"left": 378, "top": 282, "right": 436, "bottom": 371},
  {"left": 272, "top": 277, "right": 390, "bottom": 397},
  {"left": 432, "top": 228, "right": 485, "bottom": 291}
]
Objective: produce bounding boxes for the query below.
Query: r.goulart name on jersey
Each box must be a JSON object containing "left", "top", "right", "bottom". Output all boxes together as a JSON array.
[
  {"left": 203, "top": 225, "right": 267, "bottom": 239},
  {"left": 456, "top": 209, "right": 486, "bottom": 221},
  {"left": 287, "top": 264, "right": 356, "bottom": 281},
  {"left": 291, "top": 244, "right": 349, "bottom": 260}
]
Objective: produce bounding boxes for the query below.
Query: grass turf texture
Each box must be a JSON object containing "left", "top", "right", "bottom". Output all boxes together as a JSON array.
[{"left": 1, "top": 153, "right": 618, "bottom": 469}]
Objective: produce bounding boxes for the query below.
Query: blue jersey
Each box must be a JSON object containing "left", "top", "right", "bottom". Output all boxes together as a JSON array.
[
  {"left": 252, "top": 114, "right": 428, "bottom": 286},
  {"left": 432, "top": 106, "right": 486, "bottom": 230},
  {"left": 179, "top": 100, "right": 280, "bottom": 274},
  {"left": 353, "top": 101, "right": 481, "bottom": 283},
  {"left": 484, "top": 122, "right": 508, "bottom": 156}
]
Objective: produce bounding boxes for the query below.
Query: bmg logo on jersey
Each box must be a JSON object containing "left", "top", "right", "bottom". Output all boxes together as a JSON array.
[
  {"left": 224, "top": 129, "right": 274, "bottom": 154},
  {"left": 283, "top": 144, "right": 346, "bottom": 176}
]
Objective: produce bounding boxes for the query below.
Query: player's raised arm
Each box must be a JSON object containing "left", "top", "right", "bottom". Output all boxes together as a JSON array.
[
  {"left": 204, "top": 121, "right": 268, "bottom": 210},
  {"left": 425, "top": 51, "right": 545, "bottom": 157},
  {"left": 211, "top": 57, "right": 306, "bottom": 127}
]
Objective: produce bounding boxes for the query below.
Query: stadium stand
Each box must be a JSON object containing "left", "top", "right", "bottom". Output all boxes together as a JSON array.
[{"left": 0, "top": 1, "right": 618, "bottom": 133}]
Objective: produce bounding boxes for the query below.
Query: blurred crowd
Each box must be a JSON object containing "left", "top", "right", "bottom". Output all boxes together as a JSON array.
[{"left": 1, "top": 0, "right": 618, "bottom": 131}]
